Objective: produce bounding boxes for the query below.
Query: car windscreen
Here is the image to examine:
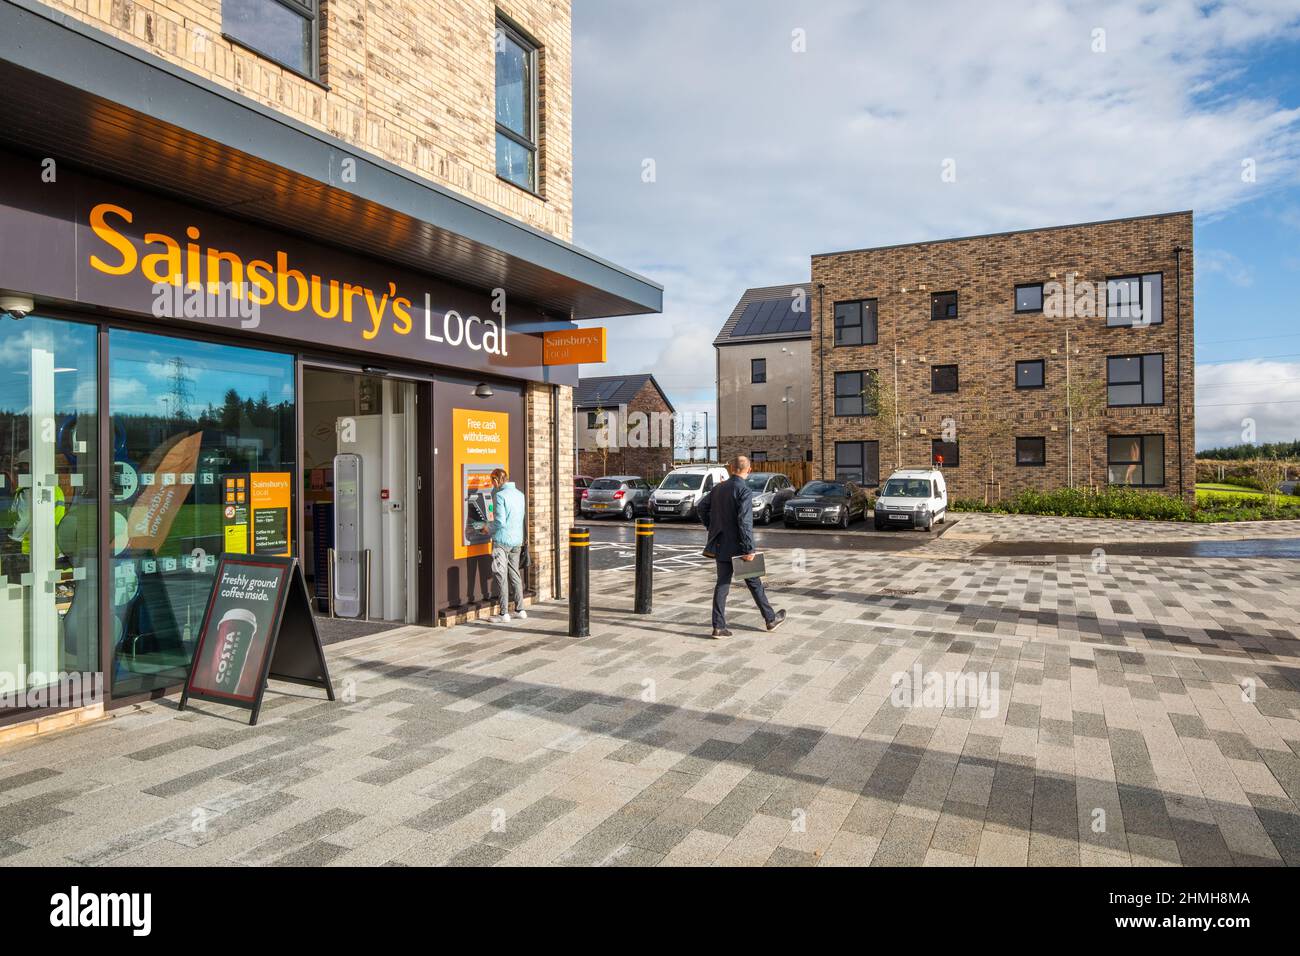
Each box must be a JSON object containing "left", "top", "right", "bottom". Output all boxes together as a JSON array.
[
  {"left": 590, "top": 478, "right": 623, "bottom": 490},
  {"left": 881, "top": 479, "right": 932, "bottom": 498},
  {"left": 659, "top": 473, "right": 703, "bottom": 490},
  {"left": 745, "top": 476, "right": 772, "bottom": 491},
  {"left": 799, "top": 481, "right": 846, "bottom": 497}
]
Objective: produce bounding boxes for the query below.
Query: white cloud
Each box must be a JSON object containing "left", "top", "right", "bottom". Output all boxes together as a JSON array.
[
  {"left": 1197, "top": 249, "right": 1255, "bottom": 286},
  {"left": 573, "top": 1, "right": 1300, "bottom": 441},
  {"left": 1196, "top": 359, "right": 1300, "bottom": 449}
]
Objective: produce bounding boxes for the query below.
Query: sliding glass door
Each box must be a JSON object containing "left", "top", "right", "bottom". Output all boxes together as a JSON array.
[{"left": 0, "top": 315, "right": 99, "bottom": 712}]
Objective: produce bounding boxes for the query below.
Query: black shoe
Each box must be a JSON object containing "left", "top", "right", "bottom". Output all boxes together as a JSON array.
[
  {"left": 711, "top": 627, "right": 732, "bottom": 639},
  {"left": 766, "top": 610, "right": 787, "bottom": 632}
]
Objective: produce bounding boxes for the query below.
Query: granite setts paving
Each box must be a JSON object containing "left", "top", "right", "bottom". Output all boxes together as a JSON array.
[{"left": 2, "top": 538, "right": 1299, "bottom": 866}]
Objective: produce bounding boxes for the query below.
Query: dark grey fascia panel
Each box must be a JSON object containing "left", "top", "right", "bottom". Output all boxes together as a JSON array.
[{"left": 0, "top": 0, "right": 663, "bottom": 319}]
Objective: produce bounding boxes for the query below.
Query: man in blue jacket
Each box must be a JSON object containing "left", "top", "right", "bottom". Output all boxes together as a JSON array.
[
  {"left": 488, "top": 468, "right": 527, "bottom": 624},
  {"left": 697, "top": 456, "right": 786, "bottom": 638}
]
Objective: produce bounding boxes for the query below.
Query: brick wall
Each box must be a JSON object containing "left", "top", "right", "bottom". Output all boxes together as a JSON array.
[
  {"left": 41, "top": 0, "right": 573, "bottom": 241},
  {"left": 575, "top": 379, "right": 676, "bottom": 482},
  {"left": 810, "top": 213, "right": 1195, "bottom": 502},
  {"left": 524, "top": 380, "right": 571, "bottom": 601}
]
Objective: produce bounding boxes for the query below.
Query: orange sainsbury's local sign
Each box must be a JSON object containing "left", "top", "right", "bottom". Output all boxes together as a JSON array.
[
  {"left": 543, "top": 328, "right": 606, "bottom": 365},
  {"left": 0, "top": 154, "right": 579, "bottom": 386}
]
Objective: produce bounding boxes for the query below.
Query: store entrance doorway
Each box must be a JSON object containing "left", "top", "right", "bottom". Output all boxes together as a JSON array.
[{"left": 301, "top": 367, "right": 421, "bottom": 623}]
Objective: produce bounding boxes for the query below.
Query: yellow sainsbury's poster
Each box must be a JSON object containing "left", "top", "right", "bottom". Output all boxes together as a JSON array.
[{"left": 452, "top": 408, "right": 508, "bottom": 559}]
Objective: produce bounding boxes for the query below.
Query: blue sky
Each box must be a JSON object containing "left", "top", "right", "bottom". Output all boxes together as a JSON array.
[{"left": 571, "top": 0, "right": 1300, "bottom": 451}]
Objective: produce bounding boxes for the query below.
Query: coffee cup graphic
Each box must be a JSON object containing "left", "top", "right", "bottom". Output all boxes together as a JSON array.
[{"left": 213, "top": 607, "right": 258, "bottom": 692}]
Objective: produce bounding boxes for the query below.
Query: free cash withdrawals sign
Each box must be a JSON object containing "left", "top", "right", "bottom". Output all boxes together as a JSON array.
[{"left": 181, "top": 555, "right": 332, "bottom": 725}]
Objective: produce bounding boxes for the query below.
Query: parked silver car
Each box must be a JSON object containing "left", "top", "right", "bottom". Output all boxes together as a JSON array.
[
  {"left": 745, "top": 471, "right": 798, "bottom": 525},
  {"left": 580, "top": 475, "right": 653, "bottom": 520}
]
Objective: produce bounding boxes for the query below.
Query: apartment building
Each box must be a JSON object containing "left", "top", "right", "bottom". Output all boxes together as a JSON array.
[
  {"left": 574, "top": 374, "right": 676, "bottom": 480},
  {"left": 0, "top": 0, "right": 661, "bottom": 730},
  {"left": 810, "top": 212, "right": 1194, "bottom": 501},
  {"left": 715, "top": 283, "right": 814, "bottom": 465}
]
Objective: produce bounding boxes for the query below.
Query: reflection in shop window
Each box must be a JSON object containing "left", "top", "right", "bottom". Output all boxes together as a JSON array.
[
  {"left": 0, "top": 316, "right": 99, "bottom": 711},
  {"left": 108, "top": 330, "right": 294, "bottom": 696}
]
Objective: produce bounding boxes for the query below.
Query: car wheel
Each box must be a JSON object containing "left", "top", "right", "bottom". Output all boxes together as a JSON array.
[
  {"left": 760, "top": 506, "right": 771, "bottom": 525},
  {"left": 622, "top": 503, "right": 634, "bottom": 521},
  {"left": 874, "top": 520, "right": 885, "bottom": 531},
  {"left": 838, "top": 510, "right": 849, "bottom": 530},
  {"left": 784, "top": 519, "right": 797, "bottom": 529},
  {"left": 922, "top": 514, "right": 933, "bottom": 532}
]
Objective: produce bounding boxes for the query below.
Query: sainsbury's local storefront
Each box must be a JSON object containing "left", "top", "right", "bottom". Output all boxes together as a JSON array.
[{"left": 0, "top": 2, "right": 660, "bottom": 726}]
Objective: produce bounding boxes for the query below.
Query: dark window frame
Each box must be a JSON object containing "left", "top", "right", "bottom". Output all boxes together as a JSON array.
[
  {"left": 1015, "top": 436, "right": 1046, "bottom": 467},
  {"left": 751, "top": 450, "right": 768, "bottom": 463},
  {"left": 751, "top": 404, "right": 768, "bottom": 430},
  {"left": 751, "top": 357, "right": 766, "bottom": 384},
  {"left": 1105, "top": 272, "right": 1164, "bottom": 328},
  {"left": 1015, "top": 359, "right": 1045, "bottom": 390},
  {"left": 834, "top": 370, "right": 875, "bottom": 417},
  {"left": 1106, "top": 352, "right": 1165, "bottom": 408},
  {"left": 931, "top": 364, "right": 959, "bottom": 394},
  {"left": 834, "top": 440, "right": 879, "bottom": 486},
  {"left": 930, "top": 291, "right": 959, "bottom": 321},
  {"left": 931, "top": 439, "right": 960, "bottom": 468},
  {"left": 1014, "top": 283, "right": 1044, "bottom": 314},
  {"left": 495, "top": 16, "right": 541, "bottom": 195},
  {"left": 833, "top": 298, "right": 879, "bottom": 347},
  {"left": 1107, "top": 433, "right": 1166, "bottom": 488},
  {"left": 222, "top": 0, "right": 322, "bottom": 82}
]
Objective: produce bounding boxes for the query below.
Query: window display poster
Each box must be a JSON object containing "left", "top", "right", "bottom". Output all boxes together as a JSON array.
[
  {"left": 451, "top": 408, "right": 508, "bottom": 559},
  {"left": 250, "top": 472, "right": 292, "bottom": 555}
]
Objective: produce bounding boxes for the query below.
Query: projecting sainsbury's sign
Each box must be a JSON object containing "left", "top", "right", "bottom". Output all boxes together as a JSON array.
[{"left": 0, "top": 154, "right": 572, "bottom": 384}]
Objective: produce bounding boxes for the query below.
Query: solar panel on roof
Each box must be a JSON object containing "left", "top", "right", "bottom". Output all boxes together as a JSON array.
[{"left": 730, "top": 297, "right": 806, "bottom": 338}]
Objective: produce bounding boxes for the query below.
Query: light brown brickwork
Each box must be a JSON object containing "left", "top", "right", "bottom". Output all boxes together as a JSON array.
[
  {"left": 525, "top": 381, "right": 571, "bottom": 602},
  {"left": 810, "top": 212, "right": 1195, "bottom": 502},
  {"left": 41, "top": 0, "right": 573, "bottom": 240}
]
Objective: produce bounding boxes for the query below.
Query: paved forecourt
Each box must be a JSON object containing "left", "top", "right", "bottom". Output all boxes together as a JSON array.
[{"left": 0, "top": 543, "right": 1298, "bottom": 867}]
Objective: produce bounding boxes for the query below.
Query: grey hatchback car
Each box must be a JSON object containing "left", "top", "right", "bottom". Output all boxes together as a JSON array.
[
  {"left": 745, "top": 472, "right": 798, "bottom": 525},
  {"left": 580, "top": 476, "right": 653, "bottom": 520}
]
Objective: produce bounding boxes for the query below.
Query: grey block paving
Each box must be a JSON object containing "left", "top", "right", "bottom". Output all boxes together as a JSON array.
[{"left": 1, "top": 538, "right": 1299, "bottom": 867}]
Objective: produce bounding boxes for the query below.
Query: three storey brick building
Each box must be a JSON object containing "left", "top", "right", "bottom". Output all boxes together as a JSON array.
[{"left": 810, "top": 212, "right": 1194, "bottom": 502}]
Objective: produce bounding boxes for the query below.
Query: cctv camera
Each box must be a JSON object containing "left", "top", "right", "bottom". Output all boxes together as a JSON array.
[{"left": 0, "top": 294, "right": 35, "bottom": 319}]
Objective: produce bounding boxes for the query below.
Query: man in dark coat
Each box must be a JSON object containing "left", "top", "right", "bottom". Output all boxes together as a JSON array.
[{"left": 697, "top": 456, "right": 786, "bottom": 638}]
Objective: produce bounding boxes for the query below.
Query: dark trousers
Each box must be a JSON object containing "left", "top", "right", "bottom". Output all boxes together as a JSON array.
[{"left": 713, "top": 558, "right": 775, "bottom": 629}]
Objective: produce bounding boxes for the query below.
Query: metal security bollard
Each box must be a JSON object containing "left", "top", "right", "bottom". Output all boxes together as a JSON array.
[
  {"left": 634, "top": 518, "right": 654, "bottom": 614},
  {"left": 568, "top": 527, "right": 590, "bottom": 637}
]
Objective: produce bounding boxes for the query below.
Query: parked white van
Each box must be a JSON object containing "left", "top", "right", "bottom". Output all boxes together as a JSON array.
[
  {"left": 650, "top": 464, "right": 730, "bottom": 520},
  {"left": 873, "top": 468, "right": 948, "bottom": 531}
]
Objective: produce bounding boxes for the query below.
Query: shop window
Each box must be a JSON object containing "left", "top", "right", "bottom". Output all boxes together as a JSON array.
[
  {"left": 1108, "top": 434, "right": 1165, "bottom": 487},
  {"left": 108, "top": 330, "right": 295, "bottom": 697},
  {"left": 931, "top": 364, "right": 959, "bottom": 393},
  {"left": 496, "top": 18, "right": 540, "bottom": 193},
  {"left": 834, "top": 299, "right": 878, "bottom": 346},
  {"left": 835, "top": 441, "right": 879, "bottom": 485},
  {"left": 1107, "top": 354, "right": 1163, "bottom": 406},
  {"left": 1016, "top": 437, "right": 1046, "bottom": 466},
  {"left": 0, "top": 316, "right": 99, "bottom": 715},
  {"left": 223, "top": 0, "right": 320, "bottom": 80},
  {"left": 1016, "top": 359, "right": 1045, "bottom": 389}
]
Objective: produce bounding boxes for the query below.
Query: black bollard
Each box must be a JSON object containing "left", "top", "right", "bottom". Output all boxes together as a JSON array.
[
  {"left": 634, "top": 518, "right": 654, "bottom": 614},
  {"left": 568, "top": 527, "right": 590, "bottom": 637}
]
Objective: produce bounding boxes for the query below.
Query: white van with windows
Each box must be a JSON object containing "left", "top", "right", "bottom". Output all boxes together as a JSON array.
[
  {"left": 650, "top": 464, "right": 730, "bottom": 520},
  {"left": 873, "top": 468, "right": 948, "bottom": 531}
]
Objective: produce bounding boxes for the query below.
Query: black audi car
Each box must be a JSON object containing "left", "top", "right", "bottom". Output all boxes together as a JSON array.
[{"left": 782, "top": 479, "right": 871, "bottom": 529}]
